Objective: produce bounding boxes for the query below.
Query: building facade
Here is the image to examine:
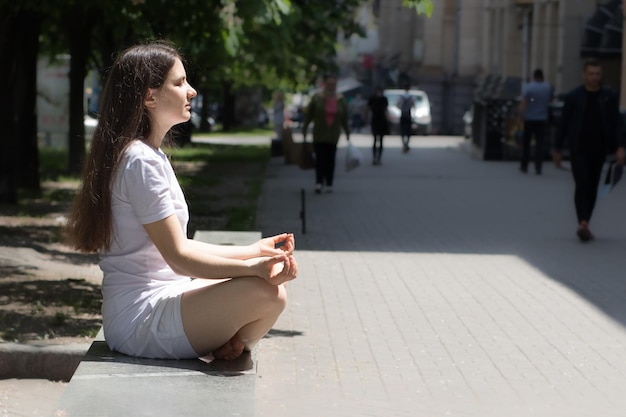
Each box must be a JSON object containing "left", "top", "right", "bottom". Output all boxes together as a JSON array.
[{"left": 338, "top": 0, "right": 623, "bottom": 135}]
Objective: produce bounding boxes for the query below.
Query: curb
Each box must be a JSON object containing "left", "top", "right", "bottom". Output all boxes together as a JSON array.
[{"left": 0, "top": 342, "right": 91, "bottom": 381}]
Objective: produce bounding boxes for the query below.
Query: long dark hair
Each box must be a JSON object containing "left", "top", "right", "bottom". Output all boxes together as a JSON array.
[{"left": 65, "top": 41, "right": 181, "bottom": 253}]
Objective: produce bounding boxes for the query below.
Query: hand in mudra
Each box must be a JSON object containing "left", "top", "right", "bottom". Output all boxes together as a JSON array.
[
  {"left": 249, "top": 253, "right": 298, "bottom": 286},
  {"left": 255, "top": 233, "right": 295, "bottom": 257},
  {"left": 268, "top": 254, "right": 298, "bottom": 285}
]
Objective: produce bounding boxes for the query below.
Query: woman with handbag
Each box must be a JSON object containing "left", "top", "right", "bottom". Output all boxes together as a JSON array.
[{"left": 302, "top": 74, "right": 351, "bottom": 194}]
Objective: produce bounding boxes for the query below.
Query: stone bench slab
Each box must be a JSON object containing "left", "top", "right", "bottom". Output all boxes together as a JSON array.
[
  {"left": 57, "top": 334, "right": 256, "bottom": 417},
  {"left": 193, "top": 230, "right": 262, "bottom": 246},
  {"left": 56, "top": 230, "right": 262, "bottom": 417}
]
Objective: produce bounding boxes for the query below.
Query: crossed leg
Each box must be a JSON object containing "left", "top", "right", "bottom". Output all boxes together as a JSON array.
[{"left": 180, "top": 276, "right": 287, "bottom": 360}]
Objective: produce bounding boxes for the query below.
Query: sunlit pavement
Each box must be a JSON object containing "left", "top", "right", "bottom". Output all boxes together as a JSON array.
[
  {"left": 254, "top": 133, "right": 626, "bottom": 417},
  {"left": 5, "top": 133, "right": 626, "bottom": 417}
]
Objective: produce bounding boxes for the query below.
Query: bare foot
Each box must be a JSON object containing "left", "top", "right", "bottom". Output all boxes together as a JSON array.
[{"left": 213, "top": 335, "right": 245, "bottom": 361}]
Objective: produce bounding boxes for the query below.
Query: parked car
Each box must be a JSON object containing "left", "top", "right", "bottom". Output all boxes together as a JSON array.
[
  {"left": 258, "top": 107, "right": 269, "bottom": 127},
  {"left": 383, "top": 89, "right": 432, "bottom": 135},
  {"left": 84, "top": 114, "right": 98, "bottom": 142},
  {"left": 190, "top": 110, "right": 215, "bottom": 131},
  {"left": 462, "top": 105, "right": 473, "bottom": 139}
]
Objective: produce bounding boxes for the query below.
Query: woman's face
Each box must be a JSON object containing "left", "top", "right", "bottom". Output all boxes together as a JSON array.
[{"left": 147, "top": 58, "right": 197, "bottom": 130}]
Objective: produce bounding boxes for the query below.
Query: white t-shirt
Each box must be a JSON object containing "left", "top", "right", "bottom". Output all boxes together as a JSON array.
[{"left": 99, "top": 141, "right": 191, "bottom": 348}]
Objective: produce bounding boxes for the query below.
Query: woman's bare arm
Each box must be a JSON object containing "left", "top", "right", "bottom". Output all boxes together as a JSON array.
[{"left": 143, "top": 214, "right": 296, "bottom": 283}]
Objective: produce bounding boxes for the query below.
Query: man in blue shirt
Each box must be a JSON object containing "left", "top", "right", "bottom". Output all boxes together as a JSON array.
[{"left": 518, "top": 68, "right": 553, "bottom": 174}]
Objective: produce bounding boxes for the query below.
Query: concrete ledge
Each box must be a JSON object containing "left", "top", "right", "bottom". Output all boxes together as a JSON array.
[
  {"left": 193, "top": 230, "right": 262, "bottom": 245},
  {"left": 0, "top": 341, "right": 91, "bottom": 381},
  {"left": 0, "top": 231, "right": 261, "bottom": 383},
  {"left": 57, "top": 331, "right": 257, "bottom": 416}
]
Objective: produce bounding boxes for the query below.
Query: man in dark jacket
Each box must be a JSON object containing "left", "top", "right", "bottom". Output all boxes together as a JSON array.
[{"left": 554, "top": 58, "right": 625, "bottom": 242}]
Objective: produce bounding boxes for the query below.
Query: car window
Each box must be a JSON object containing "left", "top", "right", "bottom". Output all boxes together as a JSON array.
[
  {"left": 412, "top": 95, "right": 424, "bottom": 105},
  {"left": 385, "top": 92, "right": 425, "bottom": 106},
  {"left": 385, "top": 93, "right": 399, "bottom": 103}
]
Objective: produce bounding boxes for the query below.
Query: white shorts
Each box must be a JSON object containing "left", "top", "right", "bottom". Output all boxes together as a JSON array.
[{"left": 116, "top": 290, "right": 198, "bottom": 360}]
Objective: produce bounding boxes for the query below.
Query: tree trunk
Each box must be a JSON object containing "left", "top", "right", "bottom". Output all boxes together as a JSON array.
[
  {"left": 0, "top": 9, "right": 38, "bottom": 203},
  {"left": 222, "top": 82, "right": 235, "bottom": 132},
  {"left": 66, "top": 6, "right": 93, "bottom": 175},
  {"left": 0, "top": 13, "right": 17, "bottom": 203},
  {"left": 16, "top": 11, "right": 41, "bottom": 190}
]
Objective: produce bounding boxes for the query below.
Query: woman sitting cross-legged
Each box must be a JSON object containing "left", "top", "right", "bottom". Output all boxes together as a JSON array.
[{"left": 65, "top": 41, "right": 298, "bottom": 360}]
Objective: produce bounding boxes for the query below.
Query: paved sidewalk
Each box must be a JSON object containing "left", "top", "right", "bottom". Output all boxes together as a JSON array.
[
  {"left": 4, "top": 134, "right": 626, "bottom": 417},
  {"left": 0, "top": 378, "right": 66, "bottom": 417},
  {"left": 254, "top": 134, "right": 626, "bottom": 416}
]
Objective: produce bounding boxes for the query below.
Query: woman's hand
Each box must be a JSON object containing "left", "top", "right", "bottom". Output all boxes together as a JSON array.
[
  {"left": 254, "top": 233, "right": 295, "bottom": 257},
  {"left": 248, "top": 254, "right": 298, "bottom": 286}
]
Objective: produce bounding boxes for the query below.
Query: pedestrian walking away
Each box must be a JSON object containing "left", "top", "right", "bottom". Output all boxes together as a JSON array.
[
  {"left": 366, "top": 86, "right": 389, "bottom": 165},
  {"left": 518, "top": 68, "right": 553, "bottom": 174},
  {"left": 397, "top": 84, "right": 415, "bottom": 153},
  {"left": 65, "top": 41, "right": 298, "bottom": 361},
  {"left": 302, "top": 74, "right": 351, "bottom": 194},
  {"left": 348, "top": 93, "right": 366, "bottom": 133},
  {"left": 554, "top": 58, "right": 625, "bottom": 242}
]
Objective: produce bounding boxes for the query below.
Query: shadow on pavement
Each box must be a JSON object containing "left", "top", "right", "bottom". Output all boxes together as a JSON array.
[{"left": 258, "top": 135, "right": 626, "bottom": 331}]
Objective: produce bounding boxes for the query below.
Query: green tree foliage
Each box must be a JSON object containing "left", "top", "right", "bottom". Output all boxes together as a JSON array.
[
  {"left": 404, "top": 0, "right": 433, "bottom": 17},
  {"left": 0, "top": 0, "right": 432, "bottom": 200}
]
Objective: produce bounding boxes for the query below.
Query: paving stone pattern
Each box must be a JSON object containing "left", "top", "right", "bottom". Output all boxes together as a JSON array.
[
  {"left": 254, "top": 135, "right": 626, "bottom": 417},
  {"left": 4, "top": 134, "right": 625, "bottom": 417}
]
